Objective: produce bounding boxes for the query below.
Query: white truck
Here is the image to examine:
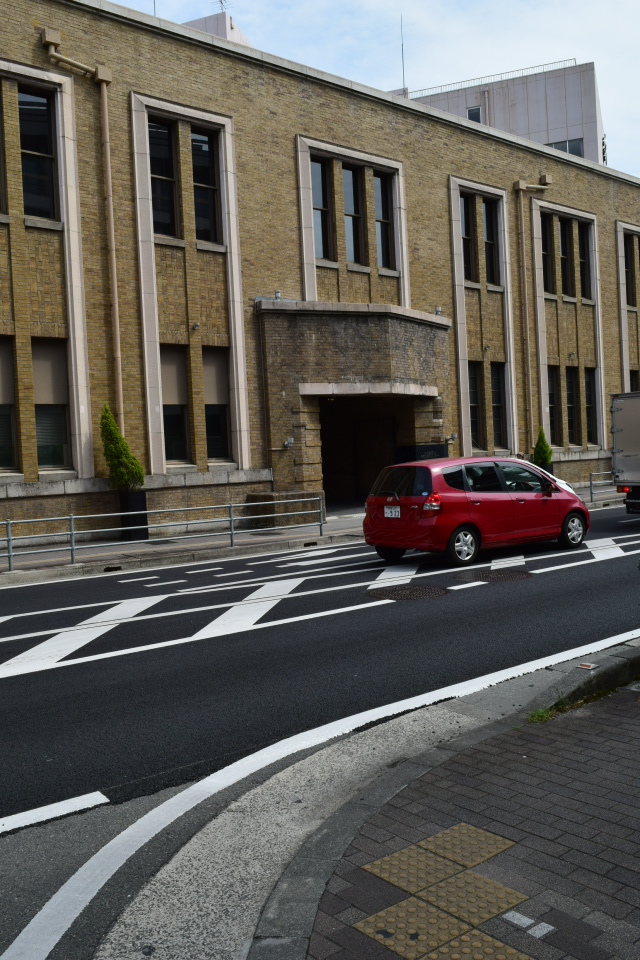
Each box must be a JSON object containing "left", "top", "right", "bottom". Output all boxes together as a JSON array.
[{"left": 611, "top": 392, "right": 640, "bottom": 514}]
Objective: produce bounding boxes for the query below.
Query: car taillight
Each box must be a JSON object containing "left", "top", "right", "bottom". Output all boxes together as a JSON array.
[
  {"left": 422, "top": 493, "right": 441, "bottom": 512},
  {"left": 618, "top": 486, "right": 631, "bottom": 494}
]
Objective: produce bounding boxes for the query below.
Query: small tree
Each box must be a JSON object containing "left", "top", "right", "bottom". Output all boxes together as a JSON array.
[
  {"left": 532, "top": 426, "right": 553, "bottom": 470},
  {"left": 100, "top": 404, "right": 144, "bottom": 490}
]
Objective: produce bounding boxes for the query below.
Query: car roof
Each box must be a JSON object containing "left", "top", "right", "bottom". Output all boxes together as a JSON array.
[{"left": 387, "top": 456, "right": 541, "bottom": 471}]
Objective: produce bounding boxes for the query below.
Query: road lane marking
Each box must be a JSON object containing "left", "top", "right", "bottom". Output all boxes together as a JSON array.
[
  {"left": 216, "top": 570, "right": 252, "bottom": 577},
  {"left": 585, "top": 537, "right": 626, "bottom": 560},
  {"left": 250, "top": 546, "right": 368, "bottom": 565},
  {"left": 117, "top": 576, "right": 159, "bottom": 583},
  {"left": 447, "top": 582, "right": 488, "bottom": 591},
  {"left": 6, "top": 622, "right": 640, "bottom": 960},
  {"left": 189, "top": 579, "right": 304, "bottom": 640},
  {"left": 185, "top": 568, "right": 223, "bottom": 575},
  {"left": 531, "top": 546, "right": 640, "bottom": 575},
  {"left": 491, "top": 555, "right": 525, "bottom": 569},
  {"left": 367, "top": 563, "right": 421, "bottom": 591},
  {"left": 280, "top": 552, "right": 383, "bottom": 568},
  {"left": 0, "top": 597, "right": 168, "bottom": 678},
  {"left": 144, "top": 580, "right": 186, "bottom": 587},
  {"left": 0, "top": 792, "right": 108, "bottom": 835}
]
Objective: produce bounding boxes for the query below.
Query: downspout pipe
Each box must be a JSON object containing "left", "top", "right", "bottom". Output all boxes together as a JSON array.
[
  {"left": 41, "top": 29, "right": 125, "bottom": 436},
  {"left": 513, "top": 178, "right": 549, "bottom": 452}
]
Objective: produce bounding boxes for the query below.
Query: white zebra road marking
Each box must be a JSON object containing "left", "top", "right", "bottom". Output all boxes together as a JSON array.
[
  {"left": 190, "top": 579, "right": 305, "bottom": 639},
  {"left": 585, "top": 537, "right": 626, "bottom": 560},
  {"left": 367, "top": 563, "right": 421, "bottom": 591},
  {"left": 0, "top": 597, "right": 168, "bottom": 679}
]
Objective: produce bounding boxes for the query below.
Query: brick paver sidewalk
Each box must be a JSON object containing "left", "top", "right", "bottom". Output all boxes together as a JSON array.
[{"left": 308, "top": 687, "right": 640, "bottom": 960}]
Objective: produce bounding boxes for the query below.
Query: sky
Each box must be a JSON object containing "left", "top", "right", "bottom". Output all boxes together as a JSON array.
[{"left": 123, "top": 0, "right": 640, "bottom": 177}]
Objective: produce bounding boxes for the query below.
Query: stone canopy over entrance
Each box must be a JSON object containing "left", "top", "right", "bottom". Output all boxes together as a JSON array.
[{"left": 257, "top": 300, "right": 451, "bottom": 501}]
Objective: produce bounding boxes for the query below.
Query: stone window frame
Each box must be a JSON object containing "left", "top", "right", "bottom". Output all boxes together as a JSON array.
[
  {"left": 131, "top": 93, "right": 250, "bottom": 474},
  {"left": 0, "top": 58, "right": 93, "bottom": 479},
  {"left": 615, "top": 220, "right": 640, "bottom": 393},
  {"left": 296, "top": 136, "right": 410, "bottom": 307},
  {"left": 532, "top": 199, "right": 606, "bottom": 447},
  {"left": 449, "top": 176, "right": 518, "bottom": 457}
]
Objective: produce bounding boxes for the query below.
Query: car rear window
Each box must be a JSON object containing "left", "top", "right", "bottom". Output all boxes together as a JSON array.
[{"left": 369, "top": 466, "right": 432, "bottom": 497}]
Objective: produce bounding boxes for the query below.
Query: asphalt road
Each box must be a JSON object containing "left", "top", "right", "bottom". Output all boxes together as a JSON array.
[{"left": 1, "top": 505, "right": 639, "bottom": 823}]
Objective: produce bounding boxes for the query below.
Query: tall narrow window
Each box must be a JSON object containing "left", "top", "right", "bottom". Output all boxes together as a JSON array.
[
  {"left": 630, "top": 370, "right": 640, "bottom": 392},
  {"left": 541, "top": 212, "right": 555, "bottom": 294},
  {"left": 374, "top": 172, "right": 394, "bottom": 269},
  {"left": 149, "top": 120, "right": 177, "bottom": 237},
  {"left": 578, "top": 222, "right": 591, "bottom": 299},
  {"left": 191, "top": 128, "right": 220, "bottom": 244},
  {"left": 460, "top": 194, "right": 477, "bottom": 282},
  {"left": 203, "top": 347, "right": 230, "bottom": 460},
  {"left": 468, "top": 361, "right": 485, "bottom": 449},
  {"left": 311, "top": 159, "right": 332, "bottom": 260},
  {"left": 0, "top": 338, "right": 16, "bottom": 470},
  {"left": 490, "top": 362, "right": 506, "bottom": 448},
  {"left": 584, "top": 368, "right": 597, "bottom": 444},
  {"left": 18, "top": 87, "right": 57, "bottom": 220},
  {"left": 547, "top": 366, "right": 560, "bottom": 445},
  {"left": 483, "top": 198, "right": 500, "bottom": 285},
  {"left": 32, "top": 339, "right": 70, "bottom": 468},
  {"left": 160, "top": 345, "right": 190, "bottom": 462},
  {"left": 342, "top": 166, "right": 363, "bottom": 264},
  {"left": 566, "top": 367, "right": 579, "bottom": 445},
  {"left": 624, "top": 233, "right": 637, "bottom": 307},
  {"left": 559, "top": 218, "right": 575, "bottom": 296}
]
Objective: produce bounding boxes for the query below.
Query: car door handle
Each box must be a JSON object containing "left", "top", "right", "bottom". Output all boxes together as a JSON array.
[
  {"left": 471, "top": 500, "right": 481, "bottom": 506},
  {"left": 516, "top": 498, "right": 525, "bottom": 503}
]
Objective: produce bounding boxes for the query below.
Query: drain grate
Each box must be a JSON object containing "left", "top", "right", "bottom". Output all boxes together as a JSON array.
[
  {"left": 478, "top": 570, "right": 532, "bottom": 583},
  {"left": 369, "top": 584, "right": 448, "bottom": 600}
]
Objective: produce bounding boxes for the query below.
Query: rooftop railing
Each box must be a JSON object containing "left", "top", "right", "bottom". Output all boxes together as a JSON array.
[{"left": 409, "top": 59, "right": 578, "bottom": 100}]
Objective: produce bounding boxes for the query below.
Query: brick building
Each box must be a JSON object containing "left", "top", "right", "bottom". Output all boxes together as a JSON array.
[{"left": 1, "top": 0, "right": 639, "bottom": 526}]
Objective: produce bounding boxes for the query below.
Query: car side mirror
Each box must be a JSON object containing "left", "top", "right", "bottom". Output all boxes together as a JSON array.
[{"left": 542, "top": 479, "right": 554, "bottom": 495}]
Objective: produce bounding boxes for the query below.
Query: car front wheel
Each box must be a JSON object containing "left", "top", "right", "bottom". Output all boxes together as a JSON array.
[
  {"left": 559, "top": 512, "right": 586, "bottom": 549},
  {"left": 446, "top": 526, "right": 480, "bottom": 566},
  {"left": 375, "top": 546, "right": 406, "bottom": 563}
]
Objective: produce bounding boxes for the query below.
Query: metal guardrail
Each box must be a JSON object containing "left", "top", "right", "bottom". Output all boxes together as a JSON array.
[
  {"left": 589, "top": 471, "right": 614, "bottom": 502},
  {"left": 409, "top": 59, "right": 577, "bottom": 100},
  {"left": 0, "top": 497, "right": 324, "bottom": 572}
]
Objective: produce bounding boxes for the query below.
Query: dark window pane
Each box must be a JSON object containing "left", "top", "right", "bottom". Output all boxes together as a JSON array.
[
  {"left": 460, "top": 194, "right": 477, "bottom": 282},
  {"left": 483, "top": 198, "right": 499, "bottom": 285},
  {"left": 191, "top": 130, "right": 214, "bottom": 186},
  {"left": 624, "top": 234, "right": 636, "bottom": 307},
  {"left": 467, "top": 106, "right": 481, "bottom": 123},
  {"left": 163, "top": 404, "right": 189, "bottom": 461},
  {"left": 585, "top": 368, "right": 597, "bottom": 444},
  {"left": 18, "top": 90, "right": 53, "bottom": 156},
  {"left": 374, "top": 173, "right": 393, "bottom": 269},
  {"left": 192, "top": 128, "right": 220, "bottom": 244},
  {"left": 548, "top": 366, "right": 560, "bottom": 445},
  {"left": 442, "top": 467, "right": 466, "bottom": 490},
  {"left": 21, "top": 153, "right": 55, "bottom": 219},
  {"left": 311, "top": 159, "right": 331, "bottom": 260},
  {"left": 490, "top": 362, "right": 506, "bottom": 448},
  {"left": 559, "top": 218, "right": 574, "bottom": 296},
  {"left": 369, "top": 466, "right": 431, "bottom": 497},
  {"left": 194, "top": 185, "right": 217, "bottom": 243},
  {"left": 311, "top": 160, "right": 326, "bottom": 210},
  {"left": 566, "top": 367, "right": 579, "bottom": 444},
  {"left": 149, "top": 120, "right": 176, "bottom": 237},
  {"left": 464, "top": 463, "right": 502, "bottom": 492},
  {"left": 151, "top": 177, "right": 176, "bottom": 236},
  {"left": 567, "top": 138, "right": 584, "bottom": 157},
  {"left": 541, "top": 213, "right": 555, "bottom": 294},
  {"left": 0, "top": 405, "right": 16, "bottom": 469},
  {"left": 468, "top": 361, "right": 485, "bottom": 448},
  {"left": 35, "top": 405, "right": 69, "bottom": 467},
  {"left": 343, "top": 166, "right": 362, "bottom": 264},
  {"left": 630, "top": 370, "right": 639, "bottom": 392},
  {"left": 205, "top": 404, "right": 229, "bottom": 459},
  {"left": 578, "top": 222, "right": 591, "bottom": 298},
  {"left": 149, "top": 121, "right": 174, "bottom": 179}
]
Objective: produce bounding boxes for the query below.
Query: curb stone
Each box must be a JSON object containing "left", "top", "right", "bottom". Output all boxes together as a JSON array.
[{"left": 246, "top": 644, "right": 640, "bottom": 959}]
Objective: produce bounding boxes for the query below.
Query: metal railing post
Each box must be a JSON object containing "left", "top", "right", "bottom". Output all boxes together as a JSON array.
[
  {"left": 5, "top": 519, "right": 13, "bottom": 572},
  {"left": 318, "top": 497, "right": 324, "bottom": 536},
  {"left": 589, "top": 473, "right": 594, "bottom": 502},
  {"left": 229, "top": 503, "right": 235, "bottom": 547},
  {"left": 69, "top": 515, "right": 76, "bottom": 564}
]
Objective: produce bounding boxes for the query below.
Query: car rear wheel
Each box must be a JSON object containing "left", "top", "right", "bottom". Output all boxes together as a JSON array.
[
  {"left": 375, "top": 546, "right": 406, "bottom": 563},
  {"left": 559, "top": 512, "right": 586, "bottom": 549},
  {"left": 447, "top": 526, "right": 480, "bottom": 566}
]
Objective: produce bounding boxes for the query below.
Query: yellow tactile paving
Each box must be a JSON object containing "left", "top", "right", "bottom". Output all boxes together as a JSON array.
[
  {"left": 419, "top": 823, "right": 514, "bottom": 867},
  {"left": 355, "top": 897, "right": 472, "bottom": 959},
  {"left": 425, "top": 930, "right": 533, "bottom": 960},
  {"left": 364, "top": 845, "right": 463, "bottom": 893},
  {"left": 417, "top": 870, "right": 527, "bottom": 924}
]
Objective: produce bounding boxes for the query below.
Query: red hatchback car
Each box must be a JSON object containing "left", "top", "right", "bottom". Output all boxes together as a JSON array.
[{"left": 363, "top": 457, "right": 590, "bottom": 566}]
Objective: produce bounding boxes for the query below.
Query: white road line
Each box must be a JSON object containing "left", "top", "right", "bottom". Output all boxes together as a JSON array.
[
  {"left": 447, "top": 582, "right": 488, "bottom": 591},
  {"left": 367, "top": 563, "right": 421, "bottom": 591},
  {"left": 144, "top": 580, "right": 186, "bottom": 587},
  {"left": 0, "top": 792, "right": 109, "bottom": 835},
  {"left": 0, "top": 597, "right": 168, "bottom": 679},
  {"left": 280, "top": 557, "right": 382, "bottom": 570},
  {"left": 6, "top": 623, "right": 640, "bottom": 960},
  {"left": 491, "top": 555, "right": 525, "bottom": 569},
  {"left": 190, "top": 579, "right": 304, "bottom": 640},
  {"left": 531, "top": 546, "right": 640, "bottom": 575},
  {"left": 250, "top": 546, "right": 368, "bottom": 566},
  {"left": 585, "top": 537, "right": 626, "bottom": 560},
  {"left": 118, "top": 576, "right": 159, "bottom": 583},
  {"left": 280, "top": 552, "right": 379, "bottom": 568},
  {"left": 215, "top": 570, "right": 252, "bottom": 577},
  {"left": 185, "top": 568, "right": 222, "bottom": 575}
]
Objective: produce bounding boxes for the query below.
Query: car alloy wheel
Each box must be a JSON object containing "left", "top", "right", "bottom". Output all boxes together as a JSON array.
[
  {"left": 560, "top": 511, "right": 586, "bottom": 549},
  {"left": 447, "top": 526, "right": 479, "bottom": 565}
]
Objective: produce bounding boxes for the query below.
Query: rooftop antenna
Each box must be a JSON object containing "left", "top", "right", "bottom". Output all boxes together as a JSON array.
[{"left": 400, "top": 14, "right": 406, "bottom": 92}]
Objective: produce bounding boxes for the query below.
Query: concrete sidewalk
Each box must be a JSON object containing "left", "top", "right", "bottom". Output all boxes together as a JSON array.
[{"left": 88, "top": 637, "right": 640, "bottom": 960}]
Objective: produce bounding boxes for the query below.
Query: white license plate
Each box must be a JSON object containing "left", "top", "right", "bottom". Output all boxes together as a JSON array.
[{"left": 384, "top": 506, "right": 401, "bottom": 518}]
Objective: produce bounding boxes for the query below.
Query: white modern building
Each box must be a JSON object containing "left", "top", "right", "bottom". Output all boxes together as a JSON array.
[{"left": 409, "top": 60, "right": 605, "bottom": 165}]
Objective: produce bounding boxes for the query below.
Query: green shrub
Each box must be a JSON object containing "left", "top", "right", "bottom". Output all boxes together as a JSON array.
[
  {"left": 531, "top": 426, "right": 553, "bottom": 469},
  {"left": 100, "top": 404, "right": 145, "bottom": 491}
]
